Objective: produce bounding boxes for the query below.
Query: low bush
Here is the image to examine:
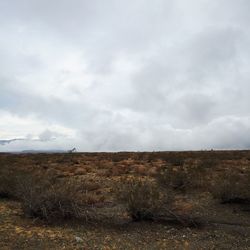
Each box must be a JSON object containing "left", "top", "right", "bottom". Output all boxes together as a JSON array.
[
  {"left": 0, "top": 168, "right": 101, "bottom": 221},
  {"left": 198, "top": 158, "right": 218, "bottom": 169},
  {"left": 157, "top": 166, "right": 192, "bottom": 191},
  {"left": 115, "top": 178, "right": 170, "bottom": 221},
  {"left": 0, "top": 170, "right": 16, "bottom": 198},
  {"left": 0, "top": 168, "right": 28, "bottom": 199},
  {"left": 157, "top": 164, "right": 208, "bottom": 191},
  {"left": 211, "top": 171, "right": 250, "bottom": 204},
  {"left": 167, "top": 158, "right": 185, "bottom": 167},
  {"left": 17, "top": 176, "right": 100, "bottom": 221}
]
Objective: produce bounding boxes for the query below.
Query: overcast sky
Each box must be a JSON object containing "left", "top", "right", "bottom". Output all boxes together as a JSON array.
[{"left": 1, "top": 0, "right": 250, "bottom": 152}]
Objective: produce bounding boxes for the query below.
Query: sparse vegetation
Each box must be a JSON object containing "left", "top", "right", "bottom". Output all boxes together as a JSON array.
[
  {"left": 198, "top": 158, "right": 218, "bottom": 169},
  {"left": 115, "top": 178, "right": 168, "bottom": 221},
  {"left": 157, "top": 161, "right": 210, "bottom": 192},
  {"left": 211, "top": 171, "right": 250, "bottom": 204},
  {"left": 0, "top": 151, "right": 250, "bottom": 249},
  {"left": 18, "top": 177, "right": 100, "bottom": 221},
  {"left": 157, "top": 166, "right": 189, "bottom": 191},
  {"left": 0, "top": 167, "right": 28, "bottom": 199},
  {"left": 157, "top": 166, "right": 195, "bottom": 191},
  {"left": 0, "top": 168, "right": 102, "bottom": 221},
  {"left": 0, "top": 170, "right": 16, "bottom": 198}
]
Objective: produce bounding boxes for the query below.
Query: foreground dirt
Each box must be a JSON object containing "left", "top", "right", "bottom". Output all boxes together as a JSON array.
[
  {"left": 0, "top": 151, "right": 250, "bottom": 249},
  {"left": 0, "top": 200, "right": 249, "bottom": 250}
]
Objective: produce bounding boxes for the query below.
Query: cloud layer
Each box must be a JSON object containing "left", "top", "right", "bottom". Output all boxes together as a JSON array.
[{"left": 1, "top": 0, "right": 250, "bottom": 151}]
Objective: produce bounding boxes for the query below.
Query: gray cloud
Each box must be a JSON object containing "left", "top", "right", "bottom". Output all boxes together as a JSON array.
[{"left": 1, "top": 0, "right": 250, "bottom": 151}]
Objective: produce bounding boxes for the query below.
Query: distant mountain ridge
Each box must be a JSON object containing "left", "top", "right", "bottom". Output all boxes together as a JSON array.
[
  {"left": 0, "top": 138, "right": 25, "bottom": 145},
  {"left": 0, "top": 138, "right": 72, "bottom": 153},
  {"left": 21, "top": 150, "right": 66, "bottom": 154}
]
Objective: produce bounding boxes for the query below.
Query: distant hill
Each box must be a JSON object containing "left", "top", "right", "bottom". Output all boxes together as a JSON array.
[
  {"left": 21, "top": 150, "right": 66, "bottom": 154},
  {"left": 0, "top": 139, "right": 25, "bottom": 145}
]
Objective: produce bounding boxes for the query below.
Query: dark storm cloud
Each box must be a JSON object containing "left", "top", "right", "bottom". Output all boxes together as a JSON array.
[{"left": 1, "top": 0, "right": 250, "bottom": 151}]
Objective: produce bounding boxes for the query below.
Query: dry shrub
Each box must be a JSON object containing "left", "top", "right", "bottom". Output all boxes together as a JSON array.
[
  {"left": 157, "top": 164, "right": 208, "bottom": 191},
  {"left": 115, "top": 178, "right": 170, "bottom": 221},
  {"left": 0, "top": 167, "right": 102, "bottom": 221},
  {"left": 167, "top": 158, "right": 185, "bottom": 167},
  {"left": 84, "top": 165, "right": 92, "bottom": 173},
  {"left": 147, "top": 167, "right": 158, "bottom": 177},
  {"left": 74, "top": 168, "right": 87, "bottom": 176},
  {"left": 157, "top": 166, "right": 190, "bottom": 191},
  {"left": 135, "top": 165, "right": 147, "bottom": 175},
  {"left": 17, "top": 176, "right": 101, "bottom": 221},
  {"left": 108, "top": 166, "right": 129, "bottom": 176},
  {"left": 0, "top": 169, "right": 17, "bottom": 198},
  {"left": 0, "top": 167, "right": 30, "bottom": 199},
  {"left": 111, "top": 153, "right": 127, "bottom": 162},
  {"left": 198, "top": 158, "right": 218, "bottom": 169},
  {"left": 83, "top": 179, "right": 101, "bottom": 191},
  {"left": 211, "top": 171, "right": 250, "bottom": 204}
]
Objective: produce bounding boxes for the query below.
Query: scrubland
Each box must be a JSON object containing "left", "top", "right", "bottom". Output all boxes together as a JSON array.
[{"left": 0, "top": 151, "right": 250, "bottom": 249}]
